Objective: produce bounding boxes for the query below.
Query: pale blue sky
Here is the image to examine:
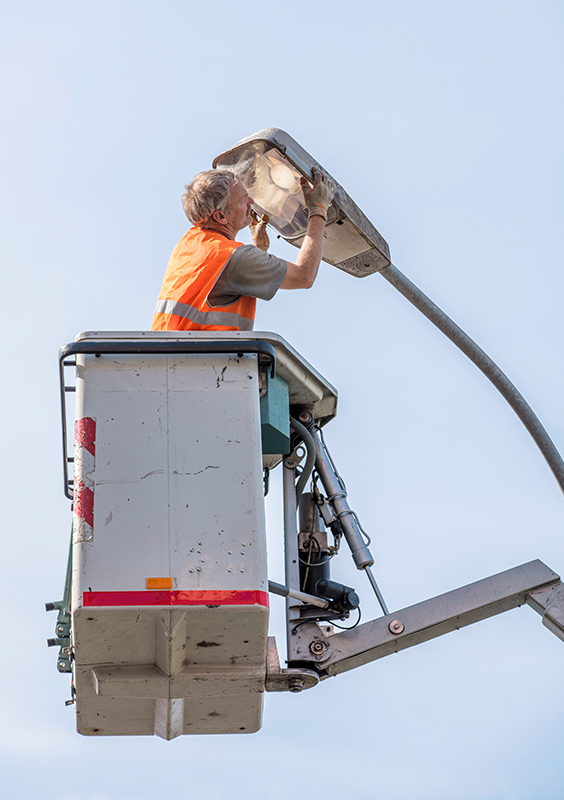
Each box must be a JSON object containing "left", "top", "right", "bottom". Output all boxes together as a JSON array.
[{"left": 2, "top": 2, "right": 564, "bottom": 798}]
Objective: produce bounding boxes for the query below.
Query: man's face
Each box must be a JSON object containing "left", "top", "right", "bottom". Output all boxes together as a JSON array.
[{"left": 224, "top": 181, "right": 254, "bottom": 232}]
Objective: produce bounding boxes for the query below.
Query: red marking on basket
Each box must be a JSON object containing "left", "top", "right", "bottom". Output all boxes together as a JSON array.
[
  {"left": 83, "top": 590, "right": 269, "bottom": 608},
  {"left": 75, "top": 417, "right": 96, "bottom": 456},
  {"left": 74, "top": 481, "right": 94, "bottom": 527}
]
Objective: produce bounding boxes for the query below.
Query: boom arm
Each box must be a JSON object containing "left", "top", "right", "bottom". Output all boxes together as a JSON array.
[
  {"left": 272, "top": 396, "right": 564, "bottom": 687},
  {"left": 269, "top": 560, "right": 564, "bottom": 688}
]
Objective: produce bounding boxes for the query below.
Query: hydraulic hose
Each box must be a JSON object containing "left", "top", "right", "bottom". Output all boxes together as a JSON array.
[
  {"left": 380, "top": 264, "right": 564, "bottom": 496},
  {"left": 290, "top": 416, "right": 317, "bottom": 502}
]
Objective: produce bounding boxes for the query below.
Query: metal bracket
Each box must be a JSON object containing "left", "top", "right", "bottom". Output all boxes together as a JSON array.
[
  {"left": 46, "top": 604, "right": 73, "bottom": 674},
  {"left": 46, "top": 528, "right": 74, "bottom": 675},
  {"left": 265, "top": 637, "right": 319, "bottom": 693},
  {"left": 526, "top": 583, "right": 564, "bottom": 641}
]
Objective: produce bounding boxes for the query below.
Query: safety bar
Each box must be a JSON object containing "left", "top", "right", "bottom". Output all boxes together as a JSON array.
[{"left": 59, "top": 339, "right": 277, "bottom": 500}]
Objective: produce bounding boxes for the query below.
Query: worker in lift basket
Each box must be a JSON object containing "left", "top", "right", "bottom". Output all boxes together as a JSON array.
[{"left": 151, "top": 167, "right": 333, "bottom": 332}]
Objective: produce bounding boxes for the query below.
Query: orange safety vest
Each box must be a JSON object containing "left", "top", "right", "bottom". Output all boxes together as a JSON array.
[{"left": 151, "top": 227, "right": 256, "bottom": 331}]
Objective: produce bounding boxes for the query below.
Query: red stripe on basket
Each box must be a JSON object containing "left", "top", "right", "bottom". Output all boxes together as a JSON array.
[
  {"left": 74, "top": 481, "right": 94, "bottom": 528},
  {"left": 83, "top": 590, "right": 269, "bottom": 608},
  {"left": 75, "top": 417, "right": 96, "bottom": 456}
]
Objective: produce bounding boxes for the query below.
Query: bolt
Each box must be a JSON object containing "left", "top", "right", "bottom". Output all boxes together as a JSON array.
[
  {"left": 309, "top": 640, "right": 328, "bottom": 657},
  {"left": 288, "top": 678, "right": 304, "bottom": 693},
  {"left": 388, "top": 619, "right": 405, "bottom": 635},
  {"left": 298, "top": 411, "right": 312, "bottom": 424}
]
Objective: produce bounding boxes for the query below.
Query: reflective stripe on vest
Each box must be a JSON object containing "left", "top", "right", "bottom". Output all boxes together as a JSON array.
[
  {"left": 153, "top": 298, "right": 254, "bottom": 331},
  {"left": 151, "top": 227, "right": 256, "bottom": 332}
]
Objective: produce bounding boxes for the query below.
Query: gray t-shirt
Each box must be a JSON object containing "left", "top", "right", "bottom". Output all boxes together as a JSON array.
[{"left": 208, "top": 245, "right": 287, "bottom": 307}]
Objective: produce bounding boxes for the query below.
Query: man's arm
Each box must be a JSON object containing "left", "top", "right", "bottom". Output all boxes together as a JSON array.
[
  {"left": 280, "top": 166, "right": 333, "bottom": 290},
  {"left": 280, "top": 214, "right": 326, "bottom": 290},
  {"left": 246, "top": 166, "right": 333, "bottom": 292}
]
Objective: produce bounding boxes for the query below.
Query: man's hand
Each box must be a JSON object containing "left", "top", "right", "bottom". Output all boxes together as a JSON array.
[
  {"left": 249, "top": 209, "right": 270, "bottom": 252},
  {"left": 301, "top": 167, "right": 334, "bottom": 221}
]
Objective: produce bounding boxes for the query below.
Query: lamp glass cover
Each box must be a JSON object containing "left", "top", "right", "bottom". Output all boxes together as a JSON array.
[{"left": 215, "top": 141, "right": 334, "bottom": 239}]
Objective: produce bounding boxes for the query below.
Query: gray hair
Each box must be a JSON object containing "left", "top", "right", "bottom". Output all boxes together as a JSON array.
[{"left": 182, "top": 169, "right": 238, "bottom": 226}]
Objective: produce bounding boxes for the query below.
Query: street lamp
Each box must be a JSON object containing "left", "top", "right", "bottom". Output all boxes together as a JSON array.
[
  {"left": 213, "top": 128, "right": 391, "bottom": 278},
  {"left": 214, "top": 128, "right": 564, "bottom": 497}
]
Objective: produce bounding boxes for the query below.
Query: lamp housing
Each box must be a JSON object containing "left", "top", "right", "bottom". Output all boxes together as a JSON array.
[{"left": 213, "top": 128, "right": 390, "bottom": 278}]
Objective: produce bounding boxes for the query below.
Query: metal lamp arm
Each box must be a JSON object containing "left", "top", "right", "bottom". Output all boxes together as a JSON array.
[{"left": 380, "top": 264, "right": 564, "bottom": 496}]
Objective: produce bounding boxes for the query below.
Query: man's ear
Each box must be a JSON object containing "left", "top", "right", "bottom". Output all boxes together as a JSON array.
[{"left": 211, "top": 209, "right": 228, "bottom": 225}]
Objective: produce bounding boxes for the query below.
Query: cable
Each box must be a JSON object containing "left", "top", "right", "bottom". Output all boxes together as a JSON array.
[
  {"left": 301, "top": 534, "right": 316, "bottom": 592},
  {"left": 316, "top": 427, "right": 372, "bottom": 547},
  {"left": 291, "top": 607, "right": 361, "bottom": 635},
  {"left": 329, "top": 607, "right": 362, "bottom": 630},
  {"left": 318, "top": 424, "right": 347, "bottom": 493}
]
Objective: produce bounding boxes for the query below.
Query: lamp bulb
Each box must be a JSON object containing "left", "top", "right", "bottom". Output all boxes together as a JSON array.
[{"left": 270, "top": 163, "right": 297, "bottom": 191}]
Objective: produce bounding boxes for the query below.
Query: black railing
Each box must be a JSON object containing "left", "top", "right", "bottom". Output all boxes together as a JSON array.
[{"left": 59, "top": 339, "right": 277, "bottom": 500}]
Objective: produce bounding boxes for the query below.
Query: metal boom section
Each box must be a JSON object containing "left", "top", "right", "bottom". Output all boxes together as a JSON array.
[
  {"left": 280, "top": 421, "right": 564, "bottom": 686},
  {"left": 282, "top": 560, "right": 564, "bottom": 680}
]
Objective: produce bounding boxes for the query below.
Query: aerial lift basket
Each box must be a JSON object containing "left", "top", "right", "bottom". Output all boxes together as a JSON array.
[{"left": 61, "top": 330, "right": 337, "bottom": 738}]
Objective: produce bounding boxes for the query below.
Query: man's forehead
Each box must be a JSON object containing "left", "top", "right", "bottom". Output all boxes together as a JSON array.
[{"left": 227, "top": 180, "right": 249, "bottom": 201}]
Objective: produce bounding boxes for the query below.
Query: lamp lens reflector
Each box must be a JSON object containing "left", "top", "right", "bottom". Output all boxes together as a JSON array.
[{"left": 215, "top": 141, "right": 311, "bottom": 239}]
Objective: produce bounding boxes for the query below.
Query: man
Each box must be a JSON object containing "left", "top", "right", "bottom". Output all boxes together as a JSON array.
[{"left": 151, "top": 166, "right": 333, "bottom": 331}]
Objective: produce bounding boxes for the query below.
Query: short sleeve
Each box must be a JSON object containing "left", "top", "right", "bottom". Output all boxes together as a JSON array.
[{"left": 208, "top": 245, "right": 287, "bottom": 307}]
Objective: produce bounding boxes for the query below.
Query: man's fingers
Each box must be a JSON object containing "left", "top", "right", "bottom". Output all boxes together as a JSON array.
[
  {"left": 300, "top": 166, "right": 333, "bottom": 219},
  {"left": 250, "top": 210, "right": 270, "bottom": 229},
  {"left": 301, "top": 175, "right": 316, "bottom": 192},
  {"left": 253, "top": 214, "right": 269, "bottom": 232}
]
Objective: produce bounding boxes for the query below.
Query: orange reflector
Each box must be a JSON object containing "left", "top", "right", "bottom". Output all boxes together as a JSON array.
[{"left": 146, "top": 577, "right": 173, "bottom": 590}]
